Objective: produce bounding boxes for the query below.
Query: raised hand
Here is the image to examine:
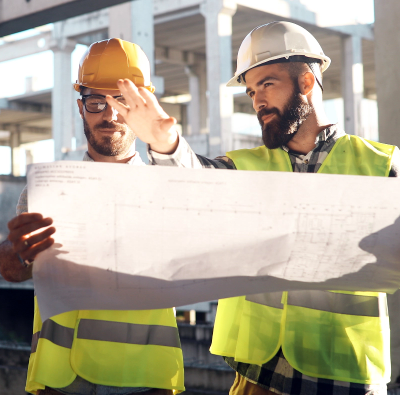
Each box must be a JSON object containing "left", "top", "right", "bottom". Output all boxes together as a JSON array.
[{"left": 106, "top": 79, "right": 179, "bottom": 154}]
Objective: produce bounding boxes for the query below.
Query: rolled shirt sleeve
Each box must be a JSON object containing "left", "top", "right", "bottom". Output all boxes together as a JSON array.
[{"left": 147, "top": 136, "right": 236, "bottom": 169}]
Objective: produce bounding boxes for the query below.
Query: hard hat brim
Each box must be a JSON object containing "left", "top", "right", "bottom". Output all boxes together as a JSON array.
[
  {"left": 73, "top": 82, "right": 155, "bottom": 94},
  {"left": 226, "top": 53, "right": 331, "bottom": 87}
]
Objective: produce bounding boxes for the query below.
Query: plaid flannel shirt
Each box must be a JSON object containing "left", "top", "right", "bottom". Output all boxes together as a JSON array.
[{"left": 149, "top": 125, "right": 399, "bottom": 395}]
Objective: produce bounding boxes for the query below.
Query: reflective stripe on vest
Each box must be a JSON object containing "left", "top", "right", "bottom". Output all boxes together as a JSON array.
[
  {"left": 246, "top": 292, "right": 284, "bottom": 309},
  {"left": 31, "top": 319, "right": 74, "bottom": 353},
  {"left": 247, "top": 290, "right": 385, "bottom": 317},
  {"left": 31, "top": 318, "right": 181, "bottom": 355},
  {"left": 287, "top": 290, "right": 388, "bottom": 317},
  {"left": 77, "top": 319, "right": 181, "bottom": 348}
]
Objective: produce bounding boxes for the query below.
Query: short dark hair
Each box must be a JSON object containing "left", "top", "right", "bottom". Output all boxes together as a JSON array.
[
  {"left": 281, "top": 61, "right": 322, "bottom": 86},
  {"left": 79, "top": 86, "right": 88, "bottom": 95}
]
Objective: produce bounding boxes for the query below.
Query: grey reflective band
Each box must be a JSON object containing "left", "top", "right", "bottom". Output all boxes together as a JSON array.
[
  {"left": 77, "top": 319, "right": 181, "bottom": 349},
  {"left": 31, "top": 319, "right": 74, "bottom": 353},
  {"left": 246, "top": 292, "right": 283, "bottom": 309},
  {"left": 287, "top": 290, "right": 383, "bottom": 317}
]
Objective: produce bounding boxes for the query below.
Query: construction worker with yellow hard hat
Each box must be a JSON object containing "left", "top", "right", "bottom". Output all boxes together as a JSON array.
[
  {"left": 103, "top": 21, "right": 400, "bottom": 395},
  {"left": 0, "top": 38, "right": 184, "bottom": 395}
]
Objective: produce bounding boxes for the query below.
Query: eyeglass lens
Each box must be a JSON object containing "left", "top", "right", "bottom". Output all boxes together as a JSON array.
[{"left": 84, "top": 95, "right": 126, "bottom": 113}]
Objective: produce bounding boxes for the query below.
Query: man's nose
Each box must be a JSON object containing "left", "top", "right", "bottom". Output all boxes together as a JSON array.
[
  {"left": 252, "top": 92, "right": 267, "bottom": 112},
  {"left": 103, "top": 105, "right": 118, "bottom": 122}
]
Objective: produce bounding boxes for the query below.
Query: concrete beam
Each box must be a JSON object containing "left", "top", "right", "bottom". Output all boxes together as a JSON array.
[
  {"left": 20, "top": 126, "right": 51, "bottom": 135},
  {"left": 59, "top": 9, "right": 109, "bottom": 39},
  {"left": 0, "top": 32, "right": 52, "bottom": 62},
  {"left": 153, "top": 0, "right": 202, "bottom": 16},
  {"left": 155, "top": 47, "right": 204, "bottom": 66},
  {"left": 0, "top": 29, "right": 204, "bottom": 68},
  {"left": 235, "top": 0, "right": 316, "bottom": 25},
  {"left": 0, "top": 99, "right": 51, "bottom": 115},
  {"left": 235, "top": 0, "right": 373, "bottom": 41},
  {"left": 154, "top": 7, "right": 201, "bottom": 24},
  {"left": 329, "top": 24, "right": 374, "bottom": 41},
  {"left": 0, "top": 0, "right": 132, "bottom": 37}
]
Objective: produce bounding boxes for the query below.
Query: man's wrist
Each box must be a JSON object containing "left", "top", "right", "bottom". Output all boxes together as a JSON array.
[{"left": 149, "top": 133, "right": 179, "bottom": 154}]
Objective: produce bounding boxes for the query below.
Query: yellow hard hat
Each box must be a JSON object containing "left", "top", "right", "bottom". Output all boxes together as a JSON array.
[
  {"left": 74, "top": 38, "right": 155, "bottom": 93},
  {"left": 228, "top": 21, "right": 331, "bottom": 87}
]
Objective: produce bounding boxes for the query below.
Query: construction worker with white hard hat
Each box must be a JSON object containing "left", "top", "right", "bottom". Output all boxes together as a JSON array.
[
  {"left": 0, "top": 38, "right": 184, "bottom": 395},
  {"left": 105, "top": 21, "right": 400, "bottom": 395}
]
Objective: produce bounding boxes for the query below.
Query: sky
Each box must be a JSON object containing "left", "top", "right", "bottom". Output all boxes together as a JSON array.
[
  {"left": 0, "top": 1, "right": 375, "bottom": 174},
  {"left": 300, "top": 0, "right": 374, "bottom": 25}
]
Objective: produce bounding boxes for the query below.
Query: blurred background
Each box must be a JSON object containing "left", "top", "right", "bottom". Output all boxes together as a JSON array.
[{"left": 1, "top": 0, "right": 400, "bottom": 394}]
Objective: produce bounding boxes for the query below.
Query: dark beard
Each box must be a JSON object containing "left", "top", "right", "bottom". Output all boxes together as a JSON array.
[
  {"left": 83, "top": 118, "right": 136, "bottom": 157},
  {"left": 257, "top": 87, "right": 314, "bottom": 149}
]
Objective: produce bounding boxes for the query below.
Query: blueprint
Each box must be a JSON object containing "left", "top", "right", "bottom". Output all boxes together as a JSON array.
[{"left": 27, "top": 161, "right": 400, "bottom": 321}]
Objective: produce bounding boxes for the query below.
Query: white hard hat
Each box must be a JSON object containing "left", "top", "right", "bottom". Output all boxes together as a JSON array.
[{"left": 227, "top": 21, "right": 331, "bottom": 87}]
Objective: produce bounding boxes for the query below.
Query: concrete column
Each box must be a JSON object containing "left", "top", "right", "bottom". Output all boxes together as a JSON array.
[
  {"left": 180, "top": 103, "right": 188, "bottom": 136},
  {"left": 109, "top": 0, "right": 164, "bottom": 162},
  {"left": 9, "top": 126, "right": 21, "bottom": 176},
  {"left": 51, "top": 23, "right": 76, "bottom": 161},
  {"left": 374, "top": 0, "right": 400, "bottom": 146},
  {"left": 341, "top": 35, "right": 364, "bottom": 136},
  {"left": 198, "top": 61, "right": 208, "bottom": 135},
  {"left": 73, "top": 90, "right": 86, "bottom": 151},
  {"left": 185, "top": 66, "right": 201, "bottom": 135},
  {"left": 201, "top": 0, "right": 236, "bottom": 157}
]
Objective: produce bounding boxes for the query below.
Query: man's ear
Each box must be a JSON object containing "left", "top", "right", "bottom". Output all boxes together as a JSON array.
[
  {"left": 77, "top": 99, "right": 84, "bottom": 119},
  {"left": 298, "top": 71, "right": 315, "bottom": 96}
]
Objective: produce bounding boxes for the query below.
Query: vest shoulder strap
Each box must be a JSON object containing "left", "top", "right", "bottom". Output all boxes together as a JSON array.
[
  {"left": 226, "top": 146, "right": 292, "bottom": 171},
  {"left": 318, "top": 135, "right": 395, "bottom": 176}
]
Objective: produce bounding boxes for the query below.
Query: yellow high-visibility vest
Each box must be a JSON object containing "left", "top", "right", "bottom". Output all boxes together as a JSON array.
[
  {"left": 26, "top": 297, "right": 185, "bottom": 394},
  {"left": 210, "top": 135, "right": 395, "bottom": 384}
]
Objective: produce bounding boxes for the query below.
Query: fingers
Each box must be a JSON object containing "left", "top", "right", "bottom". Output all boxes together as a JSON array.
[
  {"left": 8, "top": 216, "right": 53, "bottom": 243},
  {"left": 137, "top": 87, "right": 159, "bottom": 112},
  {"left": 106, "top": 96, "right": 129, "bottom": 117},
  {"left": 18, "top": 236, "right": 55, "bottom": 263},
  {"left": 7, "top": 213, "right": 56, "bottom": 262},
  {"left": 17, "top": 226, "right": 56, "bottom": 251},
  {"left": 8, "top": 212, "right": 43, "bottom": 230},
  {"left": 117, "top": 79, "right": 147, "bottom": 108}
]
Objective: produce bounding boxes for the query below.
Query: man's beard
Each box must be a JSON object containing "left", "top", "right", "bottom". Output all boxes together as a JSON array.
[
  {"left": 257, "top": 86, "right": 314, "bottom": 149},
  {"left": 83, "top": 118, "right": 136, "bottom": 157}
]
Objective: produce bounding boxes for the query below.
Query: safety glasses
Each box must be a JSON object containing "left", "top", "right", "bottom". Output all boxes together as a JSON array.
[{"left": 81, "top": 94, "right": 127, "bottom": 113}]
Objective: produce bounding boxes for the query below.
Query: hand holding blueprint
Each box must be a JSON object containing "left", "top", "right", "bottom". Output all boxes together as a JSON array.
[{"left": 27, "top": 162, "right": 400, "bottom": 321}]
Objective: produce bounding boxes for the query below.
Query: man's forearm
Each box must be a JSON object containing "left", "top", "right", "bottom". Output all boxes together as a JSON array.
[
  {"left": 148, "top": 135, "right": 236, "bottom": 169},
  {"left": 0, "top": 239, "right": 32, "bottom": 282}
]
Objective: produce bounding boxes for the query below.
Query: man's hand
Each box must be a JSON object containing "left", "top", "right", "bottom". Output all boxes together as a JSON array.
[
  {"left": 106, "top": 79, "right": 179, "bottom": 154},
  {"left": 8, "top": 213, "right": 55, "bottom": 263},
  {"left": 0, "top": 213, "right": 55, "bottom": 282}
]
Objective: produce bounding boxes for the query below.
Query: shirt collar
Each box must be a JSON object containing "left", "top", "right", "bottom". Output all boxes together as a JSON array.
[
  {"left": 281, "top": 124, "right": 345, "bottom": 153},
  {"left": 83, "top": 151, "right": 145, "bottom": 166}
]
